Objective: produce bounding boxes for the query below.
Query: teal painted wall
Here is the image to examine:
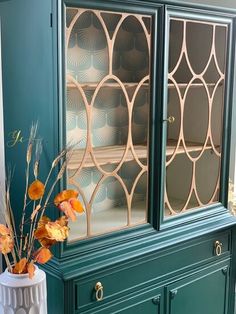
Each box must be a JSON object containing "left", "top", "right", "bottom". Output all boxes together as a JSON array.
[
  {"left": 0, "top": 0, "right": 60, "bottom": 228},
  {"left": 174, "top": 0, "right": 236, "bottom": 9}
]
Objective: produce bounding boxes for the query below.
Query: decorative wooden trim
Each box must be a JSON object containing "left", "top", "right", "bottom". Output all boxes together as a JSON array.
[
  {"left": 165, "top": 17, "right": 228, "bottom": 216},
  {"left": 65, "top": 7, "right": 152, "bottom": 239}
]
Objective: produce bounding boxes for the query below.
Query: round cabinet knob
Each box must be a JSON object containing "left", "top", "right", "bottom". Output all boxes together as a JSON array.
[
  {"left": 163, "top": 116, "right": 175, "bottom": 124},
  {"left": 95, "top": 282, "right": 104, "bottom": 301},
  {"left": 214, "top": 240, "right": 223, "bottom": 256},
  {"left": 152, "top": 295, "right": 161, "bottom": 305}
]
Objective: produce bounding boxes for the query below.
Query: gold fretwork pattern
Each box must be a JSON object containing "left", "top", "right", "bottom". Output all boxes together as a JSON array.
[
  {"left": 165, "top": 18, "right": 228, "bottom": 216},
  {"left": 65, "top": 8, "right": 151, "bottom": 240}
]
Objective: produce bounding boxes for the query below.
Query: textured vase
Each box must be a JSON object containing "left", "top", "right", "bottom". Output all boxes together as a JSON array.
[{"left": 0, "top": 266, "right": 47, "bottom": 314}]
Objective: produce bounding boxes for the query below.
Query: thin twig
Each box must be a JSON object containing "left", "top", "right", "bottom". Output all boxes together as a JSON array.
[
  {"left": 19, "top": 123, "right": 38, "bottom": 258},
  {"left": 4, "top": 254, "right": 12, "bottom": 272}
]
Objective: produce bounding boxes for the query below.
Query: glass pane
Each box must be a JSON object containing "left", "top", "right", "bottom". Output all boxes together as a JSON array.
[
  {"left": 65, "top": 7, "right": 152, "bottom": 240},
  {"left": 165, "top": 18, "right": 227, "bottom": 218}
]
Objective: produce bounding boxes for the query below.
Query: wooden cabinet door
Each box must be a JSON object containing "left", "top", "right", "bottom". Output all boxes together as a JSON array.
[
  {"left": 162, "top": 8, "right": 234, "bottom": 224},
  {"left": 166, "top": 261, "right": 230, "bottom": 314}
]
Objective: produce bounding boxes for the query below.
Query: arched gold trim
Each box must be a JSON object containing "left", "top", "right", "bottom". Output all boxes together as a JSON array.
[{"left": 165, "top": 18, "right": 227, "bottom": 216}]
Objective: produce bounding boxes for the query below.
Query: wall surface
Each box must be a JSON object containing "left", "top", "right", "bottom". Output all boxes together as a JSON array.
[
  {"left": 0, "top": 25, "right": 4, "bottom": 193},
  {"left": 171, "top": 0, "right": 236, "bottom": 9},
  {"left": 0, "top": 24, "right": 4, "bottom": 273}
]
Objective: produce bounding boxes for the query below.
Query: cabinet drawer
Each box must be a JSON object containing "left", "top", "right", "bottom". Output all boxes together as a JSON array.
[
  {"left": 75, "top": 231, "right": 230, "bottom": 311},
  {"left": 76, "top": 286, "right": 163, "bottom": 314}
]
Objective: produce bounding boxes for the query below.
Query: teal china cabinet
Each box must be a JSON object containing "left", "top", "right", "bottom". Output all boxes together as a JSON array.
[{"left": 1, "top": 0, "right": 236, "bottom": 313}]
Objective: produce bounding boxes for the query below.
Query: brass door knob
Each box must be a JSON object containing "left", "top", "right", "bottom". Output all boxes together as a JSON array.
[
  {"left": 214, "top": 240, "right": 222, "bottom": 256},
  {"left": 95, "top": 282, "right": 104, "bottom": 301},
  {"left": 163, "top": 116, "right": 175, "bottom": 124}
]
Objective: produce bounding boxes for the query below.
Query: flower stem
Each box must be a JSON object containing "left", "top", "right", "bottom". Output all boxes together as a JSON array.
[
  {"left": 4, "top": 254, "right": 12, "bottom": 272},
  {"left": 19, "top": 162, "right": 30, "bottom": 258}
]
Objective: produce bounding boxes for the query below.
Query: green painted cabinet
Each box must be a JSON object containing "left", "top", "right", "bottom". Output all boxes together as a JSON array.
[
  {"left": 77, "top": 286, "right": 163, "bottom": 314},
  {"left": 166, "top": 261, "right": 230, "bottom": 314},
  {"left": 0, "top": 0, "right": 236, "bottom": 313}
]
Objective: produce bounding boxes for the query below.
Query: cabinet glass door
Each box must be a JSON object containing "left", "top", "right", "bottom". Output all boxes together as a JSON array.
[
  {"left": 65, "top": 7, "right": 152, "bottom": 241},
  {"left": 164, "top": 16, "right": 228, "bottom": 218}
]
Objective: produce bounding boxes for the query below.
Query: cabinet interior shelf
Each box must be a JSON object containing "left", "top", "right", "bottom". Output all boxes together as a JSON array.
[
  {"left": 168, "top": 82, "right": 222, "bottom": 89},
  {"left": 166, "top": 139, "right": 217, "bottom": 155},
  {"left": 66, "top": 82, "right": 222, "bottom": 90},
  {"left": 68, "top": 141, "right": 216, "bottom": 169},
  {"left": 66, "top": 82, "right": 150, "bottom": 90}
]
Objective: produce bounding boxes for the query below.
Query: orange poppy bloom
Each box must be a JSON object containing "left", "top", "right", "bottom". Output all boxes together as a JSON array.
[
  {"left": 34, "top": 247, "right": 53, "bottom": 264},
  {"left": 28, "top": 180, "right": 45, "bottom": 200},
  {"left": 45, "top": 221, "right": 69, "bottom": 242},
  {"left": 0, "top": 235, "right": 14, "bottom": 254},
  {"left": 13, "top": 258, "right": 27, "bottom": 274},
  {"left": 58, "top": 201, "right": 77, "bottom": 221},
  {"left": 27, "top": 261, "right": 35, "bottom": 279},
  {"left": 69, "top": 198, "right": 84, "bottom": 213},
  {"left": 54, "top": 189, "right": 78, "bottom": 206},
  {"left": 54, "top": 189, "right": 84, "bottom": 221},
  {"left": 35, "top": 216, "right": 69, "bottom": 247},
  {"left": 35, "top": 216, "right": 55, "bottom": 247},
  {"left": 0, "top": 224, "right": 10, "bottom": 236}
]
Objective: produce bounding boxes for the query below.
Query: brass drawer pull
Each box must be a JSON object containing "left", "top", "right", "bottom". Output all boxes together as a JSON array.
[
  {"left": 95, "top": 282, "right": 104, "bottom": 301},
  {"left": 214, "top": 241, "right": 222, "bottom": 256}
]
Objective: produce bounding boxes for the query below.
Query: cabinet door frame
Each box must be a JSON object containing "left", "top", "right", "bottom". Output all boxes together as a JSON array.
[
  {"left": 159, "top": 6, "right": 236, "bottom": 230},
  {"left": 56, "top": 0, "right": 164, "bottom": 257},
  {"left": 165, "top": 259, "right": 230, "bottom": 314}
]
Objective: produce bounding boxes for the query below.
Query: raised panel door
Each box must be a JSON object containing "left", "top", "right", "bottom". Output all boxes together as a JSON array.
[{"left": 166, "top": 261, "right": 230, "bottom": 314}]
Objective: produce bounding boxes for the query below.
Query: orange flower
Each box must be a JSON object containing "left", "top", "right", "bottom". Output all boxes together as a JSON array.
[
  {"left": 58, "top": 201, "right": 77, "bottom": 221},
  {"left": 54, "top": 190, "right": 84, "bottom": 221},
  {"left": 35, "top": 216, "right": 69, "bottom": 247},
  {"left": 35, "top": 216, "right": 56, "bottom": 247},
  {"left": 0, "top": 235, "right": 14, "bottom": 254},
  {"left": 28, "top": 180, "right": 45, "bottom": 200},
  {"left": 56, "top": 216, "right": 68, "bottom": 227},
  {"left": 27, "top": 261, "right": 35, "bottom": 279},
  {"left": 45, "top": 222, "right": 69, "bottom": 242},
  {"left": 13, "top": 258, "right": 27, "bottom": 274},
  {"left": 0, "top": 224, "right": 10, "bottom": 236},
  {"left": 34, "top": 247, "right": 53, "bottom": 264},
  {"left": 54, "top": 189, "right": 78, "bottom": 206},
  {"left": 69, "top": 198, "right": 84, "bottom": 213}
]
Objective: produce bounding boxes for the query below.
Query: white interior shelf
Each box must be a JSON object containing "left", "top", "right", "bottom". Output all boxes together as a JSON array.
[
  {"left": 166, "top": 139, "right": 217, "bottom": 156},
  {"left": 66, "top": 82, "right": 220, "bottom": 90},
  {"left": 68, "top": 145, "right": 148, "bottom": 169},
  {"left": 66, "top": 82, "right": 150, "bottom": 90},
  {"left": 67, "top": 141, "right": 216, "bottom": 169}
]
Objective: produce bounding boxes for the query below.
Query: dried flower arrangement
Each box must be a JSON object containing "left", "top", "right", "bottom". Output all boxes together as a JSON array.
[{"left": 0, "top": 124, "right": 83, "bottom": 278}]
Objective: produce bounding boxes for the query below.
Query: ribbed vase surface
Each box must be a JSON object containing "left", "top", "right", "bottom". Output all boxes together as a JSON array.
[{"left": 0, "top": 266, "right": 47, "bottom": 314}]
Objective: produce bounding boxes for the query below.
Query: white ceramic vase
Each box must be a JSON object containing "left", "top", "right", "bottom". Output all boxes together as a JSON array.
[{"left": 0, "top": 266, "right": 47, "bottom": 314}]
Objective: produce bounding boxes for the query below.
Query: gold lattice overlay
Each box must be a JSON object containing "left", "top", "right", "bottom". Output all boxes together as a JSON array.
[
  {"left": 66, "top": 8, "right": 151, "bottom": 240},
  {"left": 165, "top": 18, "right": 228, "bottom": 216}
]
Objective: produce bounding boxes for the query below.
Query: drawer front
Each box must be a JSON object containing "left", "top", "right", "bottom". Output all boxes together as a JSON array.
[
  {"left": 75, "top": 230, "right": 230, "bottom": 311},
  {"left": 77, "top": 286, "right": 163, "bottom": 314}
]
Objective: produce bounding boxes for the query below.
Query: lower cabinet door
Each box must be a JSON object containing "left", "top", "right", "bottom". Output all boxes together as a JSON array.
[{"left": 166, "top": 260, "right": 230, "bottom": 314}]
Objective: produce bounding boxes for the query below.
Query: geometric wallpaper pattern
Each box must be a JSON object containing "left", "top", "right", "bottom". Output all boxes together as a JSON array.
[
  {"left": 66, "top": 8, "right": 151, "bottom": 239},
  {"left": 165, "top": 18, "right": 227, "bottom": 216}
]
